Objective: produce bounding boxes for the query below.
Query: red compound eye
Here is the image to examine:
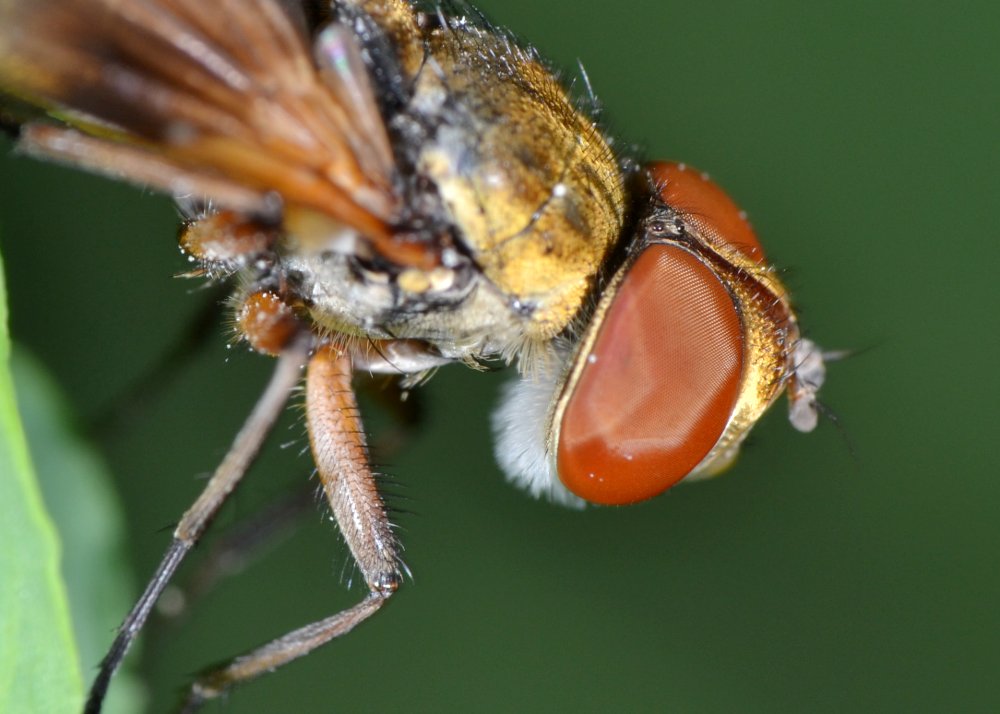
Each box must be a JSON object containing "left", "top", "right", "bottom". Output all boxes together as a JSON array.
[
  {"left": 649, "top": 161, "right": 766, "bottom": 263},
  {"left": 556, "top": 162, "right": 767, "bottom": 505},
  {"left": 556, "top": 245, "right": 744, "bottom": 504}
]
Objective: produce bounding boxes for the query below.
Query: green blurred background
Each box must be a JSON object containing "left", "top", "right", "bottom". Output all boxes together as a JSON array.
[{"left": 1, "top": 0, "right": 997, "bottom": 711}]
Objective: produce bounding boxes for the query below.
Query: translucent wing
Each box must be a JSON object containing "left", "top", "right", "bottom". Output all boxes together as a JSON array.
[{"left": 0, "top": 0, "right": 400, "bottom": 246}]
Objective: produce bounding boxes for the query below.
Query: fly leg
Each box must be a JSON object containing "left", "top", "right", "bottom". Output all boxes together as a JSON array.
[
  {"left": 180, "top": 344, "right": 402, "bottom": 712},
  {"left": 84, "top": 335, "right": 311, "bottom": 714},
  {"left": 164, "top": 371, "right": 419, "bottom": 616}
]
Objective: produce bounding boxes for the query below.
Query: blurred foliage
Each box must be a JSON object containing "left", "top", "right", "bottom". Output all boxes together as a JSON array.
[
  {"left": 13, "top": 348, "right": 146, "bottom": 714},
  {"left": 0, "top": 252, "right": 82, "bottom": 713}
]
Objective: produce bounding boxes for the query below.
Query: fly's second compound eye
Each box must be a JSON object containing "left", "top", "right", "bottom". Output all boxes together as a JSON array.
[{"left": 648, "top": 161, "right": 766, "bottom": 263}]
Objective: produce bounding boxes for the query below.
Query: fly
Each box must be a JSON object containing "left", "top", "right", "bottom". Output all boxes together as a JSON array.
[{"left": 0, "top": 1, "right": 828, "bottom": 711}]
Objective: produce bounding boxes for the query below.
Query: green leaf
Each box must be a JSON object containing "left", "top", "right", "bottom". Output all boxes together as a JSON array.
[
  {"left": 13, "top": 349, "right": 146, "bottom": 714},
  {"left": 0, "top": 252, "right": 83, "bottom": 711}
]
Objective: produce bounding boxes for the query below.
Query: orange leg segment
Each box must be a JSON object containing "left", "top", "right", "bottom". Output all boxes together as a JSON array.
[{"left": 180, "top": 344, "right": 400, "bottom": 711}]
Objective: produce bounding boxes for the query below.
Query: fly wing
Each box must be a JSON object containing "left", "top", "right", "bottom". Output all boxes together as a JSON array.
[{"left": 0, "top": 0, "right": 411, "bottom": 256}]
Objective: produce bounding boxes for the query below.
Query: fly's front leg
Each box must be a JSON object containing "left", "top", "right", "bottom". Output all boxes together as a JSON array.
[
  {"left": 83, "top": 336, "right": 310, "bottom": 714},
  {"left": 182, "top": 344, "right": 402, "bottom": 711}
]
